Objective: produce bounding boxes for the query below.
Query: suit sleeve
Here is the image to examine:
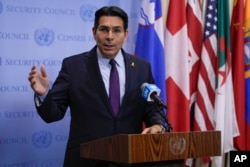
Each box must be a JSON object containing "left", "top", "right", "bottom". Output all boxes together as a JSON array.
[{"left": 35, "top": 58, "right": 70, "bottom": 123}]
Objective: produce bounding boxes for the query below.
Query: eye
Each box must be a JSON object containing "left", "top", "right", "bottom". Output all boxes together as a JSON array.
[
  {"left": 97, "top": 26, "right": 124, "bottom": 36},
  {"left": 98, "top": 27, "right": 109, "bottom": 33},
  {"left": 113, "top": 28, "right": 123, "bottom": 34}
]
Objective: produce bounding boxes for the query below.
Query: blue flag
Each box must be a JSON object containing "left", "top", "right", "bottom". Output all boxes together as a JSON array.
[{"left": 135, "top": 0, "right": 166, "bottom": 103}]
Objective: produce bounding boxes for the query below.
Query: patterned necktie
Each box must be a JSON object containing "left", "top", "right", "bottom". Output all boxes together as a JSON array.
[{"left": 109, "top": 59, "right": 120, "bottom": 116}]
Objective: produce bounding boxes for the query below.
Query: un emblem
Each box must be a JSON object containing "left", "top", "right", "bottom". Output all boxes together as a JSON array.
[
  {"left": 34, "top": 28, "right": 54, "bottom": 46},
  {"left": 32, "top": 130, "right": 52, "bottom": 148},
  {"left": 169, "top": 136, "right": 186, "bottom": 155},
  {"left": 0, "top": 1, "right": 3, "bottom": 14},
  {"left": 80, "top": 4, "right": 97, "bottom": 22}
]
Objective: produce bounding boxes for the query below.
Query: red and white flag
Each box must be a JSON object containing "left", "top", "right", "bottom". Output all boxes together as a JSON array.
[
  {"left": 187, "top": 0, "right": 202, "bottom": 108},
  {"left": 165, "top": 0, "right": 190, "bottom": 132}
]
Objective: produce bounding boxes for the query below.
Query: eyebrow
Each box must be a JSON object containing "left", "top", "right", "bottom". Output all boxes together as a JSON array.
[{"left": 98, "top": 25, "right": 123, "bottom": 28}]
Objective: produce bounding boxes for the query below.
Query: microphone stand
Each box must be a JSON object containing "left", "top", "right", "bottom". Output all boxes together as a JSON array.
[{"left": 154, "top": 101, "right": 173, "bottom": 133}]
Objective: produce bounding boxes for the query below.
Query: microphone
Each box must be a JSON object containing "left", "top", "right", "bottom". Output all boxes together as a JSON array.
[
  {"left": 141, "top": 83, "right": 166, "bottom": 108},
  {"left": 141, "top": 83, "right": 173, "bottom": 132}
]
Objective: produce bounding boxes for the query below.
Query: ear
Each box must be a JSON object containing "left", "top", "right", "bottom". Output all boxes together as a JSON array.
[
  {"left": 92, "top": 27, "right": 96, "bottom": 35},
  {"left": 92, "top": 27, "right": 97, "bottom": 40},
  {"left": 123, "top": 29, "right": 129, "bottom": 43}
]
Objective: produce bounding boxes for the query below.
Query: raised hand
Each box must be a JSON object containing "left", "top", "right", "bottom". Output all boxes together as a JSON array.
[{"left": 28, "top": 65, "right": 49, "bottom": 96}]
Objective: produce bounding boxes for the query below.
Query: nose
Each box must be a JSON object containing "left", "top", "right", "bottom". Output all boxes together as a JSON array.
[
  {"left": 107, "top": 30, "right": 114, "bottom": 38},
  {"left": 106, "top": 30, "right": 114, "bottom": 39}
]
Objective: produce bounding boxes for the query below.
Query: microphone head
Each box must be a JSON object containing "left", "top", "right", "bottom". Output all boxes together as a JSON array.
[
  {"left": 141, "top": 83, "right": 148, "bottom": 90},
  {"left": 141, "top": 83, "right": 161, "bottom": 102}
]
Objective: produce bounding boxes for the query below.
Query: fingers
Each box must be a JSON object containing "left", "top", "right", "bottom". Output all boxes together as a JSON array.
[
  {"left": 28, "top": 65, "right": 49, "bottom": 95},
  {"left": 141, "top": 128, "right": 150, "bottom": 134},
  {"left": 141, "top": 125, "right": 163, "bottom": 134},
  {"left": 31, "top": 65, "right": 36, "bottom": 71},
  {"left": 28, "top": 66, "right": 37, "bottom": 82},
  {"left": 28, "top": 65, "right": 47, "bottom": 86},
  {"left": 40, "top": 65, "right": 48, "bottom": 78},
  {"left": 28, "top": 67, "right": 37, "bottom": 88},
  {"left": 28, "top": 65, "right": 48, "bottom": 81}
]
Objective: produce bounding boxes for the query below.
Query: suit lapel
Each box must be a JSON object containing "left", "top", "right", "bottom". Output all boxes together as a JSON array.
[
  {"left": 121, "top": 50, "right": 137, "bottom": 105},
  {"left": 87, "top": 47, "right": 110, "bottom": 107}
]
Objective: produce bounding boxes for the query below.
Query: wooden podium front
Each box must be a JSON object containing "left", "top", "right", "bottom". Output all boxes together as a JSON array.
[{"left": 81, "top": 131, "right": 221, "bottom": 167}]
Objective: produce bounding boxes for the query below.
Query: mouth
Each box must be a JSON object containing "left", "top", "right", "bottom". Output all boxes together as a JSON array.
[{"left": 103, "top": 44, "right": 115, "bottom": 50}]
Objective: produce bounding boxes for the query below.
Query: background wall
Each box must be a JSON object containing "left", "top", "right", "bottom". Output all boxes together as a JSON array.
[
  {"left": 0, "top": 0, "right": 141, "bottom": 166},
  {"left": 0, "top": 0, "right": 239, "bottom": 167}
]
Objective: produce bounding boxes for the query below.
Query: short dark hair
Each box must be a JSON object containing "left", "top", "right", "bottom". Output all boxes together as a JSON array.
[{"left": 94, "top": 6, "right": 128, "bottom": 30}]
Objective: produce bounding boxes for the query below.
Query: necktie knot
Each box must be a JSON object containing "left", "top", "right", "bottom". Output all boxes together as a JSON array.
[
  {"left": 109, "top": 59, "right": 116, "bottom": 67},
  {"left": 109, "top": 59, "right": 120, "bottom": 116}
]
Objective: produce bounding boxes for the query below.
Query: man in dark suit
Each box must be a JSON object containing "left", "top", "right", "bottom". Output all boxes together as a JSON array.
[{"left": 28, "top": 6, "right": 167, "bottom": 167}]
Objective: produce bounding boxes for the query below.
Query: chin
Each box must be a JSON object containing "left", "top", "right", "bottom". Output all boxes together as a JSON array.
[{"left": 102, "top": 51, "right": 117, "bottom": 58}]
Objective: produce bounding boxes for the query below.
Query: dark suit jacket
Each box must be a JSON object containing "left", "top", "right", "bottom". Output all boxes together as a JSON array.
[{"left": 36, "top": 46, "right": 166, "bottom": 167}]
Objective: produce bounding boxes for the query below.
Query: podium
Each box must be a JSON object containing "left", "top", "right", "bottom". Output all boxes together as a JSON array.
[{"left": 81, "top": 131, "right": 221, "bottom": 167}]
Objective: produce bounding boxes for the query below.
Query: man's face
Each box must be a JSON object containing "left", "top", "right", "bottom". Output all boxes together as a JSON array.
[{"left": 92, "top": 16, "right": 128, "bottom": 58}]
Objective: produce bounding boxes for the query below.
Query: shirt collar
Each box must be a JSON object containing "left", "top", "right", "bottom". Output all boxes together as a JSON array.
[{"left": 96, "top": 47, "right": 124, "bottom": 68}]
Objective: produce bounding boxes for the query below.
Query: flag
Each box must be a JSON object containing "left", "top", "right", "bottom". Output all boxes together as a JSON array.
[
  {"left": 194, "top": 0, "right": 239, "bottom": 165},
  {"left": 185, "top": 1, "right": 203, "bottom": 165},
  {"left": 243, "top": 0, "right": 250, "bottom": 150},
  {"left": 165, "top": 0, "right": 190, "bottom": 132},
  {"left": 215, "top": 0, "right": 239, "bottom": 165},
  {"left": 230, "top": 0, "right": 248, "bottom": 151},
  {"left": 194, "top": 0, "right": 217, "bottom": 133},
  {"left": 186, "top": 0, "right": 202, "bottom": 130},
  {"left": 135, "top": 0, "right": 166, "bottom": 103},
  {"left": 193, "top": 0, "right": 218, "bottom": 164}
]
